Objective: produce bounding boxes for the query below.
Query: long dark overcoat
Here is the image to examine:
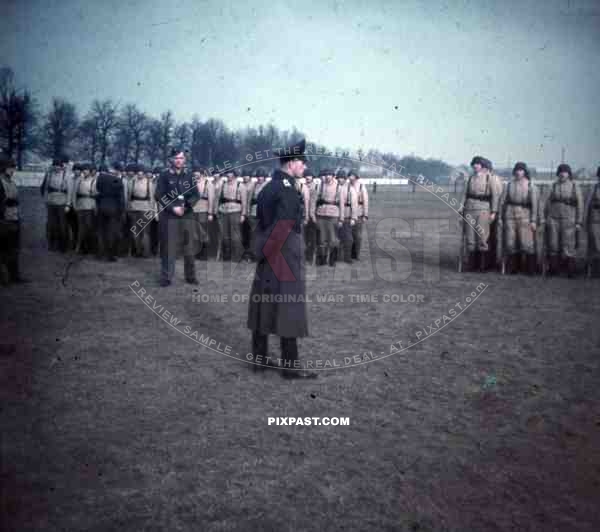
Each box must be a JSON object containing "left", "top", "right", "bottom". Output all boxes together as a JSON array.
[{"left": 247, "top": 169, "right": 308, "bottom": 338}]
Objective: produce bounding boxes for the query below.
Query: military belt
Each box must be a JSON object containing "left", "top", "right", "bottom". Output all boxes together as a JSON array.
[
  {"left": 48, "top": 187, "right": 67, "bottom": 193},
  {"left": 550, "top": 198, "right": 576, "bottom": 206},
  {"left": 467, "top": 194, "right": 491, "bottom": 201},
  {"left": 221, "top": 199, "right": 241, "bottom": 204},
  {"left": 317, "top": 200, "right": 338, "bottom": 206},
  {"left": 506, "top": 200, "right": 531, "bottom": 207}
]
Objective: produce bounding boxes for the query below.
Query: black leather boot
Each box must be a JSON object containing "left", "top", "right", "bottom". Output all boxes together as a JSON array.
[
  {"left": 328, "top": 247, "right": 338, "bottom": 267},
  {"left": 280, "top": 337, "right": 317, "bottom": 379}
]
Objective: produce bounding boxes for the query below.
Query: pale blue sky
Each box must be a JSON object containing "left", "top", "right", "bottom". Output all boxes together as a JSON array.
[{"left": 2, "top": 0, "right": 599, "bottom": 168}]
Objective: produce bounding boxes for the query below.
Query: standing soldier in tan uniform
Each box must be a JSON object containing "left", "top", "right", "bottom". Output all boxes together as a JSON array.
[
  {"left": 349, "top": 170, "right": 369, "bottom": 261},
  {"left": 40, "top": 157, "right": 71, "bottom": 252},
  {"left": 312, "top": 168, "right": 346, "bottom": 266},
  {"left": 300, "top": 170, "right": 316, "bottom": 264},
  {"left": 191, "top": 166, "right": 214, "bottom": 261},
  {"left": 500, "top": 162, "right": 538, "bottom": 274},
  {"left": 584, "top": 166, "right": 600, "bottom": 276},
  {"left": 127, "top": 164, "right": 156, "bottom": 257},
  {"left": 541, "top": 163, "right": 583, "bottom": 277},
  {"left": 68, "top": 162, "right": 98, "bottom": 255},
  {"left": 484, "top": 158, "right": 504, "bottom": 271},
  {"left": 216, "top": 169, "right": 247, "bottom": 262},
  {"left": 0, "top": 156, "right": 27, "bottom": 284},
  {"left": 240, "top": 172, "right": 252, "bottom": 259},
  {"left": 458, "top": 156, "right": 502, "bottom": 272},
  {"left": 245, "top": 167, "right": 268, "bottom": 263},
  {"left": 337, "top": 169, "right": 358, "bottom": 263}
]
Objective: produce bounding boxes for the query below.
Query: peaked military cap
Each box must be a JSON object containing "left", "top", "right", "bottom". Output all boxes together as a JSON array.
[{"left": 279, "top": 138, "right": 307, "bottom": 163}]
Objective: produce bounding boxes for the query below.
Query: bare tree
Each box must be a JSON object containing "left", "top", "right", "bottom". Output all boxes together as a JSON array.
[
  {"left": 173, "top": 122, "right": 190, "bottom": 152},
  {"left": 0, "top": 67, "right": 39, "bottom": 167},
  {"left": 91, "top": 99, "right": 118, "bottom": 165},
  {"left": 115, "top": 103, "right": 148, "bottom": 164},
  {"left": 145, "top": 118, "right": 163, "bottom": 167},
  {"left": 78, "top": 115, "right": 100, "bottom": 163},
  {"left": 41, "top": 98, "right": 79, "bottom": 161},
  {"left": 158, "top": 111, "right": 174, "bottom": 165}
]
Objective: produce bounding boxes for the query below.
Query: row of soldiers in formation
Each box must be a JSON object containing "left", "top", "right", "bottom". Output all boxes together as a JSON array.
[
  {"left": 38, "top": 157, "right": 370, "bottom": 267},
  {"left": 458, "top": 157, "right": 600, "bottom": 277}
]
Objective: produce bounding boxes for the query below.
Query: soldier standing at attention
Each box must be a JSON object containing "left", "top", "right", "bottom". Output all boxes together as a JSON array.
[
  {"left": 541, "top": 163, "right": 583, "bottom": 277},
  {"left": 68, "top": 162, "right": 98, "bottom": 255},
  {"left": 247, "top": 139, "right": 317, "bottom": 379},
  {"left": 191, "top": 166, "right": 214, "bottom": 261},
  {"left": 216, "top": 169, "right": 247, "bottom": 262},
  {"left": 349, "top": 170, "right": 368, "bottom": 261},
  {"left": 156, "top": 149, "right": 199, "bottom": 286},
  {"left": 96, "top": 164, "right": 125, "bottom": 262},
  {"left": 584, "top": 166, "right": 600, "bottom": 276},
  {"left": 337, "top": 169, "right": 358, "bottom": 264},
  {"left": 0, "top": 156, "right": 27, "bottom": 284},
  {"left": 40, "top": 156, "right": 70, "bottom": 252},
  {"left": 127, "top": 164, "right": 156, "bottom": 257},
  {"left": 241, "top": 171, "right": 252, "bottom": 259},
  {"left": 500, "top": 162, "right": 538, "bottom": 274},
  {"left": 312, "top": 168, "right": 346, "bottom": 267},
  {"left": 300, "top": 170, "right": 316, "bottom": 264},
  {"left": 458, "top": 156, "right": 502, "bottom": 272},
  {"left": 245, "top": 167, "right": 269, "bottom": 263}
]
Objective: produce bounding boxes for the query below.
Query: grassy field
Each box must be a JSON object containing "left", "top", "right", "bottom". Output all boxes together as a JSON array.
[{"left": 1, "top": 186, "right": 599, "bottom": 532}]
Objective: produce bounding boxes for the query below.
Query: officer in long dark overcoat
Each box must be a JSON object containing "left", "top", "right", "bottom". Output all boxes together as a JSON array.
[{"left": 247, "top": 139, "right": 317, "bottom": 379}]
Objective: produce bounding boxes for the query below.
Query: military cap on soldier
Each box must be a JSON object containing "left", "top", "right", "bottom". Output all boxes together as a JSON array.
[
  {"left": 169, "top": 147, "right": 188, "bottom": 158},
  {"left": 223, "top": 168, "right": 239, "bottom": 178},
  {"left": 348, "top": 169, "right": 360, "bottom": 179},
  {"left": 470, "top": 156, "right": 485, "bottom": 168},
  {"left": 279, "top": 138, "right": 307, "bottom": 163},
  {"left": 303, "top": 168, "right": 313, "bottom": 178},
  {"left": 192, "top": 165, "right": 205, "bottom": 174},
  {"left": 512, "top": 161, "right": 529, "bottom": 178},
  {"left": 98, "top": 163, "right": 109, "bottom": 172},
  {"left": 556, "top": 163, "right": 572, "bottom": 177},
  {"left": 336, "top": 169, "right": 348, "bottom": 179},
  {"left": 253, "top": 167, "right": 268, "bottom": 178},
  {"left": 152, "top": 166, "right": 163, "bottom": 175},
  {"left": 52, "top": 158, "right": 64, "bottom": 167},
  {"left": 319, "top": 168, "right": 334, "bottom": 177}
]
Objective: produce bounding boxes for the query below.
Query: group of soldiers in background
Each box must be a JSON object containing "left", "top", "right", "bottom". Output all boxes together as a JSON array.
[
  {"left": 459, "top": 156, "right": 600, "bottom": 278},
  {"left": 37, "top": 154, "right": 370, "bottom": 272}
]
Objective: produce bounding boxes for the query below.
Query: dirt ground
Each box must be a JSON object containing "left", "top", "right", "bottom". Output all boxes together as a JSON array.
[{"left": 1, "top": 186, "right": 599, "bottom": 532}]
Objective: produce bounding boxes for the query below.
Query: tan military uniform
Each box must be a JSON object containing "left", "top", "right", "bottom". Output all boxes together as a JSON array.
[
  {"left": 350, "top": 180, "right": 369, "bottom": 260},
  {"left": 216, "top": 179, "right": 248, "bottom": 261},
  {"left": 300, "top": 180, "right": 317, "bottom": 263},
  {"left": 69, "top": 174, "right": 97, "bottom": 254},
  {"left": 500, "top": 177, "right": 538, "bottom": 255},
  {"left": 338, "top": 183, "right": 358, "bottom": 263},
  {"left": 541, "top": 179, "right": 583, "bottom": 258},
  {"left": 460, "top": 170, "right": 502, "bottom": 252},
  {"left": 192, "top": 177, "right": 215, "bottom": 258},
  {"left": 42, "top": 168, "right": 70, "bottom": 251},
  {"left": 312, "top": 178, "right": 346, "bottom": 264},
  {"left": 127, "top": 175, "right": 156, "bottom": 257},
  {"left": 585, "top": 182, "right": 600, "bottom": 260}
]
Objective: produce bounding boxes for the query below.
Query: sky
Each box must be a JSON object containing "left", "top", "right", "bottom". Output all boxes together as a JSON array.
[{"left": 2, "top": 0, "right": 599, "bottom": 169}]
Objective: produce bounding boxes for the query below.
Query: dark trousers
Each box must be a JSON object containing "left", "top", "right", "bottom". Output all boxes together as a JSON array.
[
  {"left": 128, "top": 211, "right": 152, "bottom": 257},
  {"left": 207, "top": 218, "right": 220, "bottom": 259},
  {"left": 304, "top": 220, "right": 317, "bottom": 263},
  {"left": 193, "top": 212, "right": 209, "bottom": 260},
  {"left": 159, "top": 214, "right": 197, "bottom": 283},
  {"left": 338, "top": 221, "right": 354, "bottom": 263},
  {"left": 351, "top": 220, "right": 364, "bottom": 259},
  {"left": 98, "top": 209, "right": 123, "bottom": 259},
  {"left": 47, "top": 205, "right": 70, "bottom": 252},
  {"left": 66, "top": 208, "right": 78, "bottom": 251},
  {"left": 252, "top": 331, "right": 298, "bottom": 367},
  {"left": 241, "top": 217, "right": 251, "bottom": 258},
  {"left": 76, "top": 210, "right": 97, "bottom": 254},
  {"left": 0, "top": 221, "right": 20, "bottom": 282}
]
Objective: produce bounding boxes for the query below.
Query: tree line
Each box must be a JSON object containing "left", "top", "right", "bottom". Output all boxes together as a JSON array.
[{"left": 0, "top": 66, "right": 453, "bottom": 180}]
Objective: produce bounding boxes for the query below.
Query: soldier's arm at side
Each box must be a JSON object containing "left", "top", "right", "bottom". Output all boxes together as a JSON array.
[
  {"left": 575, "top": 183, "right": 584, "bottom": 226},
  {"left": 350, "top": 186, "right": 358, "bottom": 223},
  {"left": 40, "top": 171, "right": 48, "bottom": 196},
  {"left": 309, "top": 182, "right": 318, "bottom": 221},
  {"left": 67, "top": 176, "right": 78, "bottom": 209},
  {"left": 530, "top": 184, "right": 539, "bottom": 225},
  {"left": 362, "top": 185, "right": 369, "bottom": 219},
  {"left": 240, "top": 184, "right": 248, "bottom": 221},
  {"left": 490, "top": 175, "right": 502, "bottom": 215}
]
